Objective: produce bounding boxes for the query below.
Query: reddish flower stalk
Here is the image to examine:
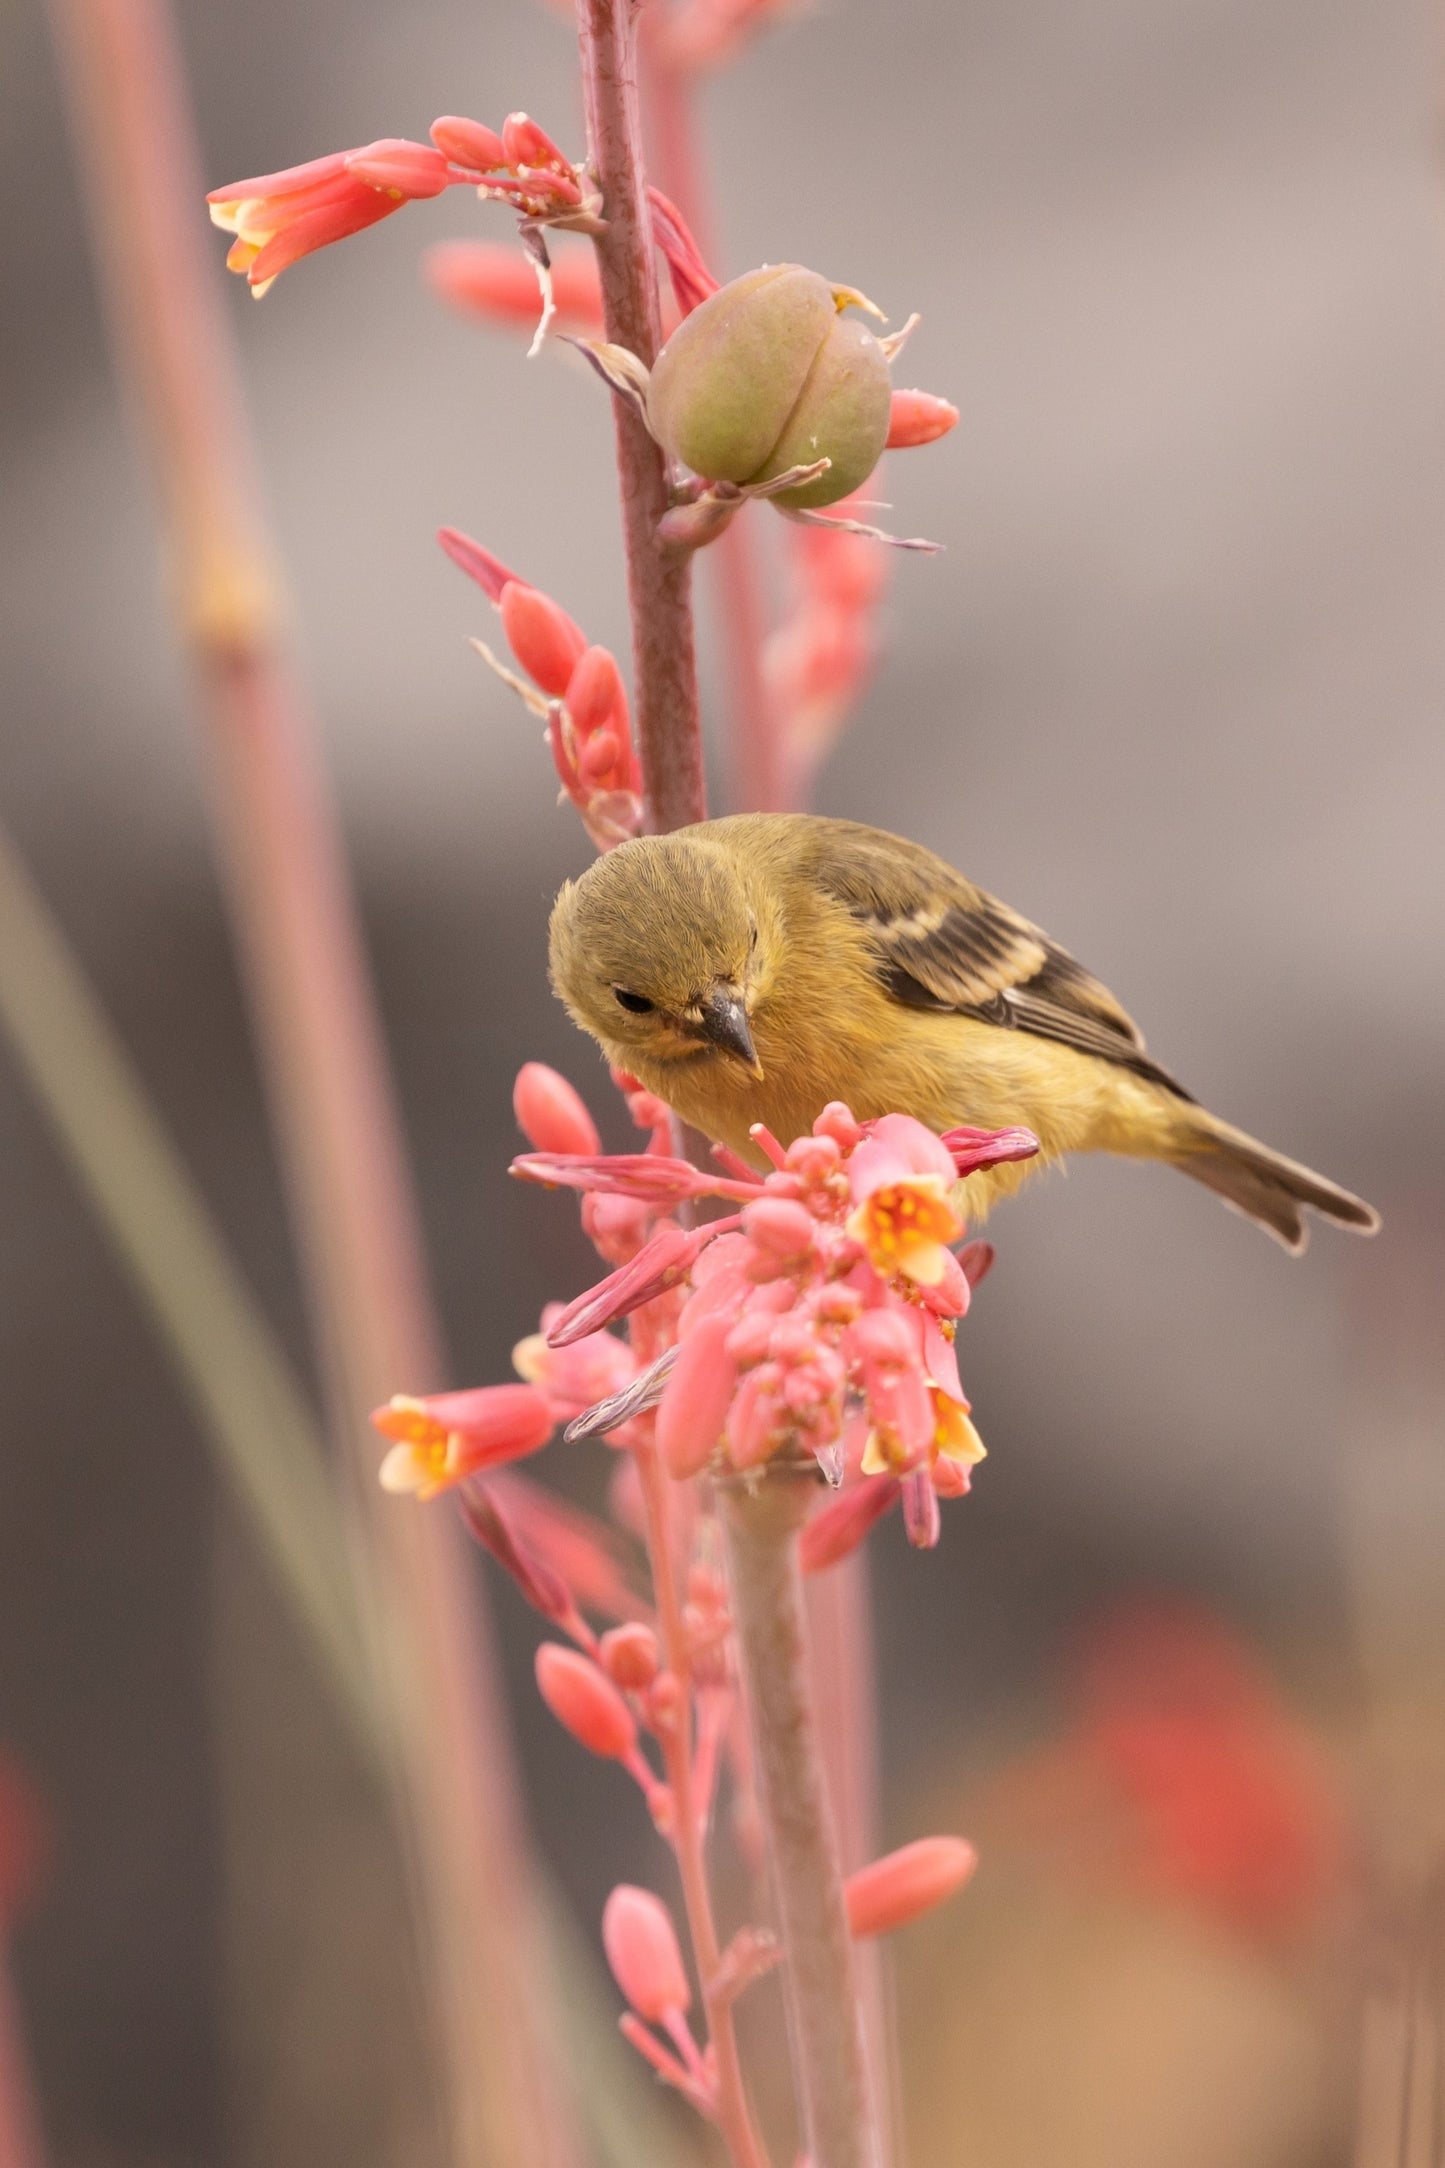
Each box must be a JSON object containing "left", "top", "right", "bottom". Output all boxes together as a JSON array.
[
  {"left": 721, "top": 1465, "right": 882, "bottom": 2168},
  {"left": 575, "top": 0, "right": 705, "bottom": 830},
  {"left": 43, "top": 2, "right": 577, "bottom": 2161}
]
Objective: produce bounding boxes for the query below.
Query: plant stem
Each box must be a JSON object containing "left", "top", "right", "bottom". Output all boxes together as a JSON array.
[
  {"left": 635, "top": 28, "right": 789, "bottom": 815},
  {"left": 44, "top": 3, "right": 577, "bottom": 2162},
  {"left": 637, "top": 1444, "right": 768, "bottom": 2168},
  {"left": 721, "top": 1466, "right": 883, "bottom": 2168},
  {"left": 577, "top": 0, "right": 706, "bottom": 832}
]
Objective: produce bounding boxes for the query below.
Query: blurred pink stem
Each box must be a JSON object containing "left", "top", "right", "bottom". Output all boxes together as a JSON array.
[
  {"left": 721, "top": 1466, "right": 883, "bottom": 2168},
  {"left": 577, "top": 0, "right": 705, "bottom": 830},
  {"left": 44, "top": 2, "right": 576, "bottom": 2162},
  {"left": 0, "top": 1955, "right": 46, "bottom": 2168}
]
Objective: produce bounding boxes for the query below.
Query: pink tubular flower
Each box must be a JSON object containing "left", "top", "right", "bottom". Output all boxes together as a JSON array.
[
  {"left": 544, "top": 1221, "right": 725, "bottom": 1346},
  {"left": 371, "top": 1382, "right": 554, "bottom": 1498},
  {"left": 210, "top": 108, "right": 599, "bottom": 316},
  {"left": 513, "top": 1062, "right": 601, "bottom": 1157},
  {"left": 646, "top": 187, "right": 718, "bottom": 317},
  {"left": 886, "top": 389, "right": 960, "bottom": 449},
  {"left": 456, "top": 1486, "right": 587, "bottom": 1635},
  {"left": 427, "top": 240, "right": 604, "bottom": 330},
  {"left": 602, "top": 1885, "right": 691, "bottom": 2021},
  {"left": 844, "top": 1836, "right": 977, "bottom": 1938},
  {"left": 208, "top": 141, "right": 456, "bottom": 296},
  {"left": 511, "top": 1150, "right": 759, "bottom": 1206}
]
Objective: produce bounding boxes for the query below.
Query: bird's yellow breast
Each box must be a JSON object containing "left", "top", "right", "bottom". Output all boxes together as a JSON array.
[{"left": 605, "top": 883, "right": 1176, "bottom": 1215}]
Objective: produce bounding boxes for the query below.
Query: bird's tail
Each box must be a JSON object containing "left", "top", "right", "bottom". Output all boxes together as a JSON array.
[{"left": 1168, "top": 1108, "right": 1380, "bottom": 1252}]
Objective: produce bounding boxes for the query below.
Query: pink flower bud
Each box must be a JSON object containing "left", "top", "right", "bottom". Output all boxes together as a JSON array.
[
  {"left": 535, "top": 1644, "right": 637, "bottom": 1759},
  {"left": 600, "top": 1623, "right": 660, "bottom": 1690},
  {"left": 578, "top": 729, "right": 622, "bottom": 786},
  {"left": 957, "top": 1239, "right": 995, "bottom": 1289},
  {"left": 602, "top": 1886, "right": 691, "bottom": 2020},
  {"left": 502, "top": 111, "right": 571, "bottom": 175},
  {"left": 565, "top": 644, "right": 629, "bottom": 739},
  {"left": 425, "top": 240, "right": 604, "bottom": 330},
  {"left": 513, "top": 1063, "right": 601, "bottom": 1156},
  {"left": 845, "top": 1836, "right": 977, "bottom": 1938},
  {"left": 741, "top": 1196, "right": 816, "bottom": 1259},
  {"left": 814, "top": 1102, "right": 862, "bottom": 1150},
  {"left": 430, "top": 115, "right": 508, "bottom": 171},
  {"left": 499, "top": 580, "right": 588, "bottom": 696},
  {"left": 657, "top": 1311, "right": 739, "bottom": 1479},
  {"left": 344, "top": 138, "right": 452, "bottom": 199},
  {"left": 800, "top": 1475, "right": 900, "bottom": 1573},
  {"left": 886, "top": 388, "right": 959, "bottom": 449}
]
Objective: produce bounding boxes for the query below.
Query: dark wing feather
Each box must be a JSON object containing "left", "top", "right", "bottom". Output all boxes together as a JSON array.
[{"left": 805, "top": 819, "right": 1192, "bottom": 1101}]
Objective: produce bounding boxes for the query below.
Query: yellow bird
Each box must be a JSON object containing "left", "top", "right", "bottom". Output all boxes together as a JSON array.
[{"left": 548, "top": 814, "right": 1379, "bottom": 1250}]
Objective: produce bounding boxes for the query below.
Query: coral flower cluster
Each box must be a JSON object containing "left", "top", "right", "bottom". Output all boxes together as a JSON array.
[{"left": 437, "top": 531, "right": 643, "bottom": 848}]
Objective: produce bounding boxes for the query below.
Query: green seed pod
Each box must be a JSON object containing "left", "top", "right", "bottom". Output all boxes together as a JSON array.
[{"left": 646, "top": 265, "right": 892, "bottom": 511}]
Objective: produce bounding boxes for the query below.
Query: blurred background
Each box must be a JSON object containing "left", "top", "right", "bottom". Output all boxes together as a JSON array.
[{"left": 2, "top": 0, "right": 1443, "bottom": 2159}]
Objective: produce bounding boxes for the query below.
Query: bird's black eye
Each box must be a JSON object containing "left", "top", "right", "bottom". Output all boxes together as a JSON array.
[{"left": 613, "top": 988, "right": 655, "bottom": 1015}]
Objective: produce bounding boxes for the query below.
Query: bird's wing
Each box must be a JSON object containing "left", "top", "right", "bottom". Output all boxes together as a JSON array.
[{"left": 805, "top": 821, "right": 1193, "bottom": 1099}]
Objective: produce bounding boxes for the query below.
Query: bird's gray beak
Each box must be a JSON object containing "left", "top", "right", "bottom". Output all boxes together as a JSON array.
[{"left": 698, "top": 985, "right": 763, "bottom": 1078}]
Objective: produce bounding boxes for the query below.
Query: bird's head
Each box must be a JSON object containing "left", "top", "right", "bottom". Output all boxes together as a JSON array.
[{"left": 549, "top": 833, "right": 768, "bottom": 1079}]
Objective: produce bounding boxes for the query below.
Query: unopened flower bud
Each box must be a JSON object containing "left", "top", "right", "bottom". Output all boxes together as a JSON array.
[
  {"left": 600, "top": 1622, "right": 660, "bottom": 1690},
  {"left": 513, "top": 1062, "right": 601, "bottom": 1156},
  {"left": 499, "top": 580, "right": 587, "bottom": 695},
  {"left": 657, "top": 1310, "right": 738, "bottom": 1479},
  {"left": 565, "top": 644, "right": 628, "bottom": 738},
  {"left": 845, "top": 1836, "right": 977, "bottom": 1938},
  {"left": 886, "top": 388, "right": 959, "bottom": 449},
  {"left": 602, "top": 1885, "right": 691, "bottom": 2020},
  {"left": 741, "top": 1196, "right": 816, "bottom": 1259},
  {"left": 430, "top": 115, "right": 508, "bottom": 171},
  {"left": 814, "top": 1102, "right": 862, "bottom": 1150},
  {"left": 502, "top": 111, "right": 571, "bottom": 175},
  {"left": 646, "top": 266, "right": 893, "bottom": 510},
  {"left": 535, "top": 1644, "right": 638, "bottom": 1759}
]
